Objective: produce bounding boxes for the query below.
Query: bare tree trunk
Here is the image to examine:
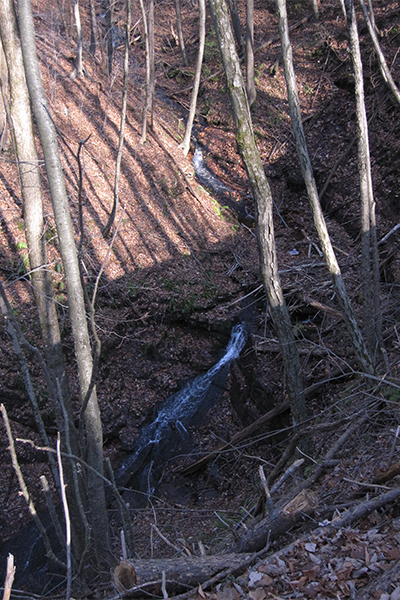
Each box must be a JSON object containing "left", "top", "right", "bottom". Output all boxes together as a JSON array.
[
  {"left": 275, "top": 0, "right": 374, "bottom": 375},
  {"left": 0, "top": 0, "right": 91, "bottom": 560},
  {"left": 175, "top": 0, "right": 188, "bottom": 66},
  {"left": 208, "top": 0, "right": 307, "bottom": 428},
  {"left": 227, "top": 0, "right": 244, "bottom": 55},
  {"left": 17, "top": 0, "right": 112, "bottom": 572},
  {"left": 366, "top": 0, "right": 376, "bottom": 32},
  {"left": 360, "top": 0, "right": 400, "bottom": 107},
  {"left": 245, "top": 0, "right": 256, "bottom": 106},
  {"left": 0, "top": 0, "right": 77, "bottom": 414},
  {"left": 89, "top": 0, "right": 98, "bottom": 57},
  {"left": 148, "top": 0, "right": 155, "bottom": 130},
  {"left": 71, "top": 0, "right": 84, "bottom": 78},
  {"left": 311, "top": 0, "right": 319, "bottom": 20},
  {"left": 105, "top": 0, "right": 114, "bottom": 75},
  {"left": 342, "top": 0, "right": 382, "bottom": 363},
  {"left": 103, "top": 0, "right": 131, "bottom": 237},
  {"left": 140, "top": 0, "right": 154, "bottom": 142},
  {"left": 180, "top": 0, "right": 205, "bottom": 156},
  {"left": 0, "top": 42, "right": 8, "bottom": 150}
]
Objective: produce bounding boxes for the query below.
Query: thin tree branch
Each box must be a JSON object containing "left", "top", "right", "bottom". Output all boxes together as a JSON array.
[
  {"left": 0, "top": 404, "right": 67, "bottom": 571},
  {"left": 57, "top": 433, "right": 72, "bottom": 600}
]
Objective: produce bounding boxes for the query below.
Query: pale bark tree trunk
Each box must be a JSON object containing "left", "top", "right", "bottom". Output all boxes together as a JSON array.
[
  {"left": 208, "top": 0, "right": 307, "bottom": 427},
  {"left": 175, "top": 0, "right": 188, "bottom": 66},
  {"left": 0, "top": 0, "right": 91, "bottom": 560},
  {"left": 17, "top": 0, "right": 112, "bottom": 572},
  {"left": 275, "top": 0, "right": 374, "bottom": 375},
  {"left": 71, "top": 0, "right": 84, "bottom": 78},
  {"left": 311, "top": 0, "right": 319, "bottom": 20},
  {"left": 342, "top": 0, "right": 382, "bottom": 363},
  {"left": 360, "top": 0, "right": 400, "bottom": 107},
  {"left": 0, "top": 42, "right": 8, "bottom": 150},
  {"left": 0, "top": 0, "right": 77, "bottom": 412},
  {"left": 140, "top": 0, "right": 155, "bottom": 143},
  {"left": 103, "top": 0, "right": 131, "bottom": 237},
  {"left": 180, "top": 0, "right": 205, "bottom": 156},
  {"left": 148, "top": 0, "right": 155, "bottom": 129},
  {"left": 246, "top": 0, "right": 256, "bottom": 106}
]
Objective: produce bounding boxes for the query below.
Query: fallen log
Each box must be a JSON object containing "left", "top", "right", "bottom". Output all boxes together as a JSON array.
[
  {"left": 374, "top": 459, "right": 400, "bottom": 484},
  {"left": 220, "top": 489, "right": 318, "bottom": 554},
  {"left": 113, "top": 553, "right": 253, "bottom": 595},
  {"left": 328, "top": 486, "right": 400, "bottom": 530}
]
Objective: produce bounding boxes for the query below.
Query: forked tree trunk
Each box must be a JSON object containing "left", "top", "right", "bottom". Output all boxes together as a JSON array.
[
  {"left": 208, "top": 0, "right": 307, "bottom": 428},
  {"left": 17, "top": 0, "right": 112, "bottom": 573},
  {"left": 180, "top": 0, "right": 205, "bottom": 156},
  {"left": 342, "top": 0, "right": 382, "bottom": 363},
  {"left": 275, "top": 0, "right": 373, "bottom": 375}
]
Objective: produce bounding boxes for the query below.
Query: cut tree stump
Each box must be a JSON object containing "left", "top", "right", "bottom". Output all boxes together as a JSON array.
[{"left": 220, "top": 489, "right": 318, "bottom": 553}]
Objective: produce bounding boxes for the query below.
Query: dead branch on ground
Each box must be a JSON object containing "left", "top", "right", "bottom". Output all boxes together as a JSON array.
[{"left": 180, "top": 401, "right": 290, "bottom": 475}]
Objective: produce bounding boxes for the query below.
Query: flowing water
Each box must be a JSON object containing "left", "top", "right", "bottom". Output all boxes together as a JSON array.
[
  {"left": 192, "top": 142, "right": 232, "bottom": 197},
  {"left": 116, "top": 323, "right": 247, "bottom": 492}
]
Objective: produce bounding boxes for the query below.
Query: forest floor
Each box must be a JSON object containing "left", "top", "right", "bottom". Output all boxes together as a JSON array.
[{"left": 1, "top": 0, "right": 400, "bottom": 598}]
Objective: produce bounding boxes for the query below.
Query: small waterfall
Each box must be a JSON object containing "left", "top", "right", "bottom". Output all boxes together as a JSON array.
[
  {"left": 116, "top": 324, "right": 247, "bottom": 492},
  {"left": 192, "top": 143, "right": 231, "bottom": 197}
]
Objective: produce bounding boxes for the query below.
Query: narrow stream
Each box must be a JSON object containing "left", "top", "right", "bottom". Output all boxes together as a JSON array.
[
  {"left": 192, "top": 141, "right": 232, "bottom": 197},
  {"left": 116, "top": 323, "right": 247, "bottom": 493}
]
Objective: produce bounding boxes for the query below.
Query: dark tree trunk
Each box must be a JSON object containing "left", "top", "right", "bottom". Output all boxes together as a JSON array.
[
  {"left": 105, "top": 0, "right": 114, "bottom": 75},
  {"left": 227, "top": 0, "right": 244, "bottom": 55},
  {"left": 175, "top": 0, "right": 188, "bottom": 65},
  {"left": 89, "top": 0, "right": 98, "bottom": 57},
  {"left": 342, "top": 0, "right": 382, "bottom": 363}
]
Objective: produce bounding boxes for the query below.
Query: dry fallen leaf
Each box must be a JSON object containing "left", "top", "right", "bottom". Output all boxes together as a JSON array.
[
  {"left": 248, "top": 589, "right": 267, "bottom": 600},
  {"left": 214, "top": 583, "right": 240, "bottom": 600}
]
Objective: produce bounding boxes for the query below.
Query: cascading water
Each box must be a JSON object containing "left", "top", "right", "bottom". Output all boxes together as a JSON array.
[
  {"left": 116, "top": 323, "right": 247, "bottom": 493},
  {"left": 192, "top": 141, "right": 253, "bottom": 225},
  {"left": 192, "top": 142, "right": 232, "bottom": 197}
]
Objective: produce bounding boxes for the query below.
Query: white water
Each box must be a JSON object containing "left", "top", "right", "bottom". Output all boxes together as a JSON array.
[
  {"left": 117, "top": 323, "right": 247, "bottom": 487},
  {"left": 192, "top": 144, "right": 231, "bottom": 196}
]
